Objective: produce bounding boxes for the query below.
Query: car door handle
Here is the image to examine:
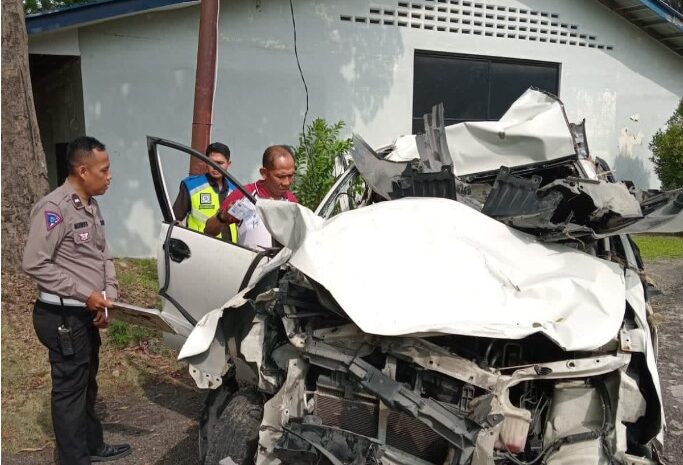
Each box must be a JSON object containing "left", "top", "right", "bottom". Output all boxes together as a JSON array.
[{"left": 167, "top": 238, "right": 191, "bottom": 263}]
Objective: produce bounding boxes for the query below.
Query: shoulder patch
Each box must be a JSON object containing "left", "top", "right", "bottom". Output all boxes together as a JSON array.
[{"left": 45, "top": 211, "right": 63, "bottom": 231}]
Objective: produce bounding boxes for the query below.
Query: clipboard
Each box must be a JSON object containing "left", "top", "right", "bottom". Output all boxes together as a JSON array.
[{"left": 108, "top": 302, "right": 175, "bottom": 333}]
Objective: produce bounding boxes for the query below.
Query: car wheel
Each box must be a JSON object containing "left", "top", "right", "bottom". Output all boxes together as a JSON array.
[
  {"left": 204, "top": 388, "right": 264, "bottom": 465},
  {"left": 198, "top": 378, "right": 238, "bottom": 463}
]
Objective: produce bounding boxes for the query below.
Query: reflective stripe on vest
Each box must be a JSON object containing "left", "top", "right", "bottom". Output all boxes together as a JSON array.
[{"left": 183, "top": 175, "right": 237, "bottom": 243}]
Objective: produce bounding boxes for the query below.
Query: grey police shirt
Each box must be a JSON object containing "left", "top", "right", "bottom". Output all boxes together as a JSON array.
[{"left": 22, "top": 180, "right": 118, "bottom": 302}]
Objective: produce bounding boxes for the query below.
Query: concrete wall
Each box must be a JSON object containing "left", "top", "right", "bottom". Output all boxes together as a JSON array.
[{"left": 72, "top": 0, "right": 683, "bottom": 256}]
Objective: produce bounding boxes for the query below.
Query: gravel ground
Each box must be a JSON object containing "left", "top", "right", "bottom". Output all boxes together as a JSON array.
[
  {"left": 648, "top": 259, "right": 683, "bottom": 465},
  {"left": 3, "top": 258, "right": 682, "bottom": 465}
]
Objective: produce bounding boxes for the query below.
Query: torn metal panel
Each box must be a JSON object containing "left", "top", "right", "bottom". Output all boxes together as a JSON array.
[
  {"left": 390, "top": 162, "right": 459, "bottom": 200},
  {"left": 481, "top": 167, "right": 564, "bottom": 229},
  {"left": 187, "top": 328, "right": 229, "bottom": 389},
  {"left": 481, "top": 167, "right": 679, "bottom": 240},
  {"left": 257, "top": 358, "right": 309, "bottom": 465},
  {"left": 386, "top": 89, "right": 577, "bottom": 176},
  {"left": 349, "top": 134, "right": 409, "bottom": 200},
  {"left": 569, "top": 119, "right": 590, "bottom": 159},
  {"left": 415, "top": 103, "right": 450, "bottom": 172},
  {"left": 541, "top": 177, "right": 642, "bottom": 222}
]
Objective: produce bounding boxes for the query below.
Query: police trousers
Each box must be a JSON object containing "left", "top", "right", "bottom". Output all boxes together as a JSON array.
[{"left": 33, "top": 300, "right": 104, "bottom": 465}]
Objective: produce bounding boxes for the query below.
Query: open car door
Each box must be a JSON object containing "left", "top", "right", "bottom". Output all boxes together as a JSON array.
[{"left": 111, "top": 137, "right": 261, "bottom": 344}]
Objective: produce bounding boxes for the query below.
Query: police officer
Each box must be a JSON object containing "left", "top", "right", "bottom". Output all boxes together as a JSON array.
[
  {"left": 172, "top": 142, "right": 238, "bottom": 242},
  {"left": 22, "top": 137, "right": 131, "bottom": 464}
]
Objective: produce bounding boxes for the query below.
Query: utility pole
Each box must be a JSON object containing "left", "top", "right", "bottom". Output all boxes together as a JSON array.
[{"left": 190, "top": 0, "right": 220, "bottom": 174}]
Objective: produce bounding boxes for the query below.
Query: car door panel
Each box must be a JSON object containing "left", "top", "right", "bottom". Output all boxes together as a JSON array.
[
  {"left": 156, "top": 223, "right": 258, "bottom": 329},
  {"left": 144, "top": 137, "right": 259, "bottom": 340}
]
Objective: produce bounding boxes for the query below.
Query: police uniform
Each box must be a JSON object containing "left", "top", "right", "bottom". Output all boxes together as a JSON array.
[
  {"left": 172, "top": 174, "right": 238, "bottom": 242},
  {"left": 22, "top": 180, "right": 118, "bottom": 465}
]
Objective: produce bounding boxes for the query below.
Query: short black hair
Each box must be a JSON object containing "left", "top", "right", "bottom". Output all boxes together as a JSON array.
[
  {"left": 206, "top": 142, "right": 230, "bottom": 160},
  {"left": 262, "top": 145, "right": 295, "bottom": 169},
  {"left": 66, "top": 136, "right": 106, "bottom": 174}
]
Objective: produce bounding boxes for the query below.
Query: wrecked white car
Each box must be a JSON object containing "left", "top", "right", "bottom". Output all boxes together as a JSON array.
[{"left": 132, "top": 90, "right": 681, "bottom": 465}]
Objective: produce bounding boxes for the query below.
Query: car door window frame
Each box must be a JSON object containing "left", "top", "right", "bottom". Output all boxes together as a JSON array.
[
  {"left": 147, "top": 136, "right": 261, "bottom": 327},
  {"left": 147, "top": 136, "right": 256, "bottom": 224}
]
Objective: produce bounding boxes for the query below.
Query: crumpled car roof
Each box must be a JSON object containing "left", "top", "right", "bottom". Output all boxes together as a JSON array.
[
  {"left": 258, "top": 198, "right": 626, "bottom": 351},
  {"left": 385, "top": 89, "right": 576, "bottom": 175}
]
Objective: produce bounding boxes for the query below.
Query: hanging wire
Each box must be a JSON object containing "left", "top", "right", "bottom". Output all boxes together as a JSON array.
[{"left": 289, "top": 0, "right": 310, "bottom": 137}]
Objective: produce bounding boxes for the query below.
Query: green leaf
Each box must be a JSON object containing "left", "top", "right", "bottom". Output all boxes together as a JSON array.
[
  {"left": 649, "top": 98, "right": 683, "bottom": 190},
  {"left": 292, "top": 118, "right": 353, "bottom": 210}
]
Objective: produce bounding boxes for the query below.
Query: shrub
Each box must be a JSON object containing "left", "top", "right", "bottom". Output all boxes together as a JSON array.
[
  {"left": 649, "top": 98, "right": 683, "bottom": 190},
  {"left": 292, "top": 119, "right": 353, "bottom": 210}
]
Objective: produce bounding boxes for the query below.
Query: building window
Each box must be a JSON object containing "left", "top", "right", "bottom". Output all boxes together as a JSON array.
[{"left": 412, "top": 51, "right": 559, "bottom": 133}]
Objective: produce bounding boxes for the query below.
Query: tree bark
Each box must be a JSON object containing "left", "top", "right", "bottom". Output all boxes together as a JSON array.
[{"left": 1, "top": 0, "right": 50, "bottom": 270}]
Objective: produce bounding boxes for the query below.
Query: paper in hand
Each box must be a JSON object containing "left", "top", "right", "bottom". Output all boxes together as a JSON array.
[{"left": 228, "top": 198, "right": 257, "bottom": 222}]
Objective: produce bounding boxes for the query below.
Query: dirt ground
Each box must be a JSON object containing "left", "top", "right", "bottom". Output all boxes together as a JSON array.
[
  {"left": 1, "top": 379, "right": 204, "bottom": 465},
  {"left": 2, "top": 258, "right": 682, "bottom": 465},
  {"left": 1, "top": 268, "right": 205, "bottom": 465}
]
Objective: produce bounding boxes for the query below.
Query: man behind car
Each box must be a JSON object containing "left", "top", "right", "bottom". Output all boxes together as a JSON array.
[
  {"left": 172, "top": 142, "right": 237, "bottom": 242},
  {"left": 22, "top": 136, "right": 131, "bottom": 464},
  {"left": 204, "top": 145, "right": 297, "bottom": 250}
]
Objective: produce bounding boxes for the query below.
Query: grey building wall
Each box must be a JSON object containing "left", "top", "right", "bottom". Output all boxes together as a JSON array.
[{"left": 70, "top": 0, "right": 683, "bottom": 256}]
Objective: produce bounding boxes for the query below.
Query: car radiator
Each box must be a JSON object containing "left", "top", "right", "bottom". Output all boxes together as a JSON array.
[{"left": 313, "top": 390, "right": 449, "bottom": 464}]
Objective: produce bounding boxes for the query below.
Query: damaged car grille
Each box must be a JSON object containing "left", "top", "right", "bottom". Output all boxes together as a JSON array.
[{"left": 313, "top": 389, "right": 449, "bottom": 463}]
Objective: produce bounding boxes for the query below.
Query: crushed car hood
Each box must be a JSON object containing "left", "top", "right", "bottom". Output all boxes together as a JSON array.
[
  {"left": 258, "top": 198, "right": 626, "bottom": 351},
  {"left": 386, "top": 89, "right": 576, "bottom": 175}
]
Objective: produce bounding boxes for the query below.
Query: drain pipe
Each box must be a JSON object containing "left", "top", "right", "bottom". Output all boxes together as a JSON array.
[{"left": 190, "top": 0, "right": 220, "bottom": 174}]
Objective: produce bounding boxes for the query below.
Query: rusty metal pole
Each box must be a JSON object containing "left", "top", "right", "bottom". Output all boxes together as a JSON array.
[{"left": 190, "top": 0, "right": 220, "bottom": 174}]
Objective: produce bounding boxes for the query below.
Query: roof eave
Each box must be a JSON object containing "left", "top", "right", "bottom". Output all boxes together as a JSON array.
[{"left": 26, "top": 0, "right": 198, "bottom": 36}]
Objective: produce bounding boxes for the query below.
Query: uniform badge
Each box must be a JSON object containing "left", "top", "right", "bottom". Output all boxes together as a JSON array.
[
  {"left": 78, "top": 231, "right": 90, "bottom": 242},
  {"left": 200, "top": 193, "right": 212, "bottom": 205},
  {"left": 71, "top": 194, "right": 84, "bottom": 209},
  {"left": 45, "top": 211, "right": 63, "bottom": 231}
]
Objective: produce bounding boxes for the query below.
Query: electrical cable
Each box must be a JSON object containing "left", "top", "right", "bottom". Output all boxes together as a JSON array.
[{"left": 289, "top": 0, "right": 310, "bottom": 137}]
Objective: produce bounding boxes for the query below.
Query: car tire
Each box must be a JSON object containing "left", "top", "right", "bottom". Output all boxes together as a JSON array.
[
  {"left": 198, "top": 378, "right": 238, "bottom": 463},
  {"left": 203, "top": 388, "right": 264, "bottom": 465}
]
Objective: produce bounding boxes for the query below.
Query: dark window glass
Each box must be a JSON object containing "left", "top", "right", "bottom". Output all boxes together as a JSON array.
[{"left": 412, "top": 51, "right": 559, "bottom": 133}]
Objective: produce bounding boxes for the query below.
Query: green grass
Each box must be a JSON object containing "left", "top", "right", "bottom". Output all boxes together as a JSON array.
[
  {"left": 632, "top": 235, "right": 683, "bottom": 261},
  {"left": 116, "top": 258, "right": 159, "bottom": 295},
  {"left": 111, "top": 258, "right": 161, "bottom": 347}
]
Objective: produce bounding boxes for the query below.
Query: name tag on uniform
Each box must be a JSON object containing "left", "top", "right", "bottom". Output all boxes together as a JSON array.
[{"left": 73, "top": 224, "right": 92, "bottom": 243}]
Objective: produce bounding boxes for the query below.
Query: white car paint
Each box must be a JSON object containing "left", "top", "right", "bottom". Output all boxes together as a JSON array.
[
  {"left": 255, "top": 198, "right": 626, "bottom": 352},
  {"left": 387, "top": 89, "right": 577, "bottom": 175}
]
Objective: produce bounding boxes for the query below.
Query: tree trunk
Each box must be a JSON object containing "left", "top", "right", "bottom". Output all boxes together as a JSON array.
[{"left": 1, "top": 0, "right": 50, "bottom": 270}]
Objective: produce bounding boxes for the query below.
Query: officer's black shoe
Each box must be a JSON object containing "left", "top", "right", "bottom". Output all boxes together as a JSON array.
[{"left": 90, "top": 443, "right": 132, "bottom": 462}]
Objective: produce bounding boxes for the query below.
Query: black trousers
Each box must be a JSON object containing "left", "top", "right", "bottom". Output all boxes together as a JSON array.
[{"left": 33, "top": 300, "right": 104, "bottom": 465}]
